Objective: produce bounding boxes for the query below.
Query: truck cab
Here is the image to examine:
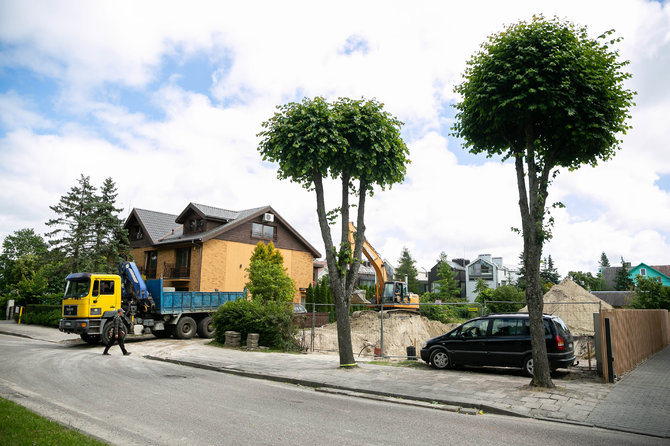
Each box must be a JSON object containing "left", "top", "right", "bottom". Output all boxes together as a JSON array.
[{"left": 59, "top": 273, "right": 122, "bottom": 343}]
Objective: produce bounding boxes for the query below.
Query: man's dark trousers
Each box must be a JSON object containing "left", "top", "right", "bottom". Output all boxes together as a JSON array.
[{"left": 103, "top": 334, "right": 128, "bottom": 355}]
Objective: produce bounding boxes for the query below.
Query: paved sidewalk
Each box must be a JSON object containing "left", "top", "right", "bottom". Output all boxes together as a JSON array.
[
  {"left": 2, "top": 321, "right": 668, "bottom": 438},
  {"left": 587, "top": 345, "right": 670, "bottom": 438}
]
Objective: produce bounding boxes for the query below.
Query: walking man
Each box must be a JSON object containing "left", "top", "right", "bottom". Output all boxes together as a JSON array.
[{"left": 103, "top": 308, "right": 131, "bottom": 356}]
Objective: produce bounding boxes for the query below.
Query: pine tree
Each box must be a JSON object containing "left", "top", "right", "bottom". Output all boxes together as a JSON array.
[
  {"left": 92, "top": 177, "right": 129, "bottom": 272},
  {"left": 599, "top": 252, "right": 610, "bottom": 268},
  {"left": 540, "top": 255, "right": 560, "bottom": 284},
  {"left": 46, "top": 175, "right": 129, "bottom": 273},
  {"left": 615, "top": 257, "right": 634, "bottom": 291},
  {"left": 395, "top": 247, "right": 420, "bottom": 294},
  {"left": 516, "top": 252, "right": 526, "bottom": 290},
  {"left": 434, "top": 252, "right": 462, "bottom": 301},
  {"left": 46, "top": 174, "right": 98, "bottom": 272}
]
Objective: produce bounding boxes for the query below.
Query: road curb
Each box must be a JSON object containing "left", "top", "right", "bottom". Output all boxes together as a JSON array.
[{"left": 144, "top": 355, "right": 528, "bottom": 419}]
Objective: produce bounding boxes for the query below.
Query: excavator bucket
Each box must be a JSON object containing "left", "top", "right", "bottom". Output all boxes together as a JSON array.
[{"left": 351, "top": 289, "right": 371, "bottom": 304}]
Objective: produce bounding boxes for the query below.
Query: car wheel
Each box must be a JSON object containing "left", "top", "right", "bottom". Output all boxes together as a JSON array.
[
  {"left": 174, "top": 317, "right": 196, "bottom": 339},
  {"left": 430, "top": 349, "right": 450, "bottom": 370},
  {"left": 523, "top": 356, "right": 534, "bottom": 377}
]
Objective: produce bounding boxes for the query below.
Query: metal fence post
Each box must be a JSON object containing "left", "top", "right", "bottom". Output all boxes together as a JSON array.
[
  {"left": 380, "top": 303, "right": 384, "bottom": 357},
  {"left": 311, "top": 303, "right": 316, "bottom": 352},
  {"left": 605, "top": 317, "right": 614, "bottom": 383}
]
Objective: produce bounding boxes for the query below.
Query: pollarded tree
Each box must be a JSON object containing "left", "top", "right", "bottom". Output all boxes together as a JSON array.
[
  {"left": 453, "top": 16, "right": 634, "bottom": 387},
  {"left": 258, "top": 97, "right": 409, "bottom": 367}
]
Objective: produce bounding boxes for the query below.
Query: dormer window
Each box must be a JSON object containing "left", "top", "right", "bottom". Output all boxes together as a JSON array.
[
  {"left": 189, "top": 219, "right": 196, "bottom": 232},
  {"left": 134, "top": 226, "right": 143, "bottom": 240},
  {"left": 197, "top": 219, "right": 205, "bottom": 231},
  {"left": 252, "top": 222, "right": 275, "bottom": 239}
]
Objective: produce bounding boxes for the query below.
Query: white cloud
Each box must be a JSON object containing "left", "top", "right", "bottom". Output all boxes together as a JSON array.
[{"left": 1, "top": 0, "right": 669, "bottom": 279}]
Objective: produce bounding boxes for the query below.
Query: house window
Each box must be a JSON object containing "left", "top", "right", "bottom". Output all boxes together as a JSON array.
[
  {"left": 144, "top": 251, "right": 157, "bottom": 279},
  {"left": 252, "top": 223, "right": 275, "bottom": 239},
  {"left": 133, "top": 226, "right": 143, "bottom": 240},
  {"left": 640, "top": 268, "right": 646, "bottom": 276}
]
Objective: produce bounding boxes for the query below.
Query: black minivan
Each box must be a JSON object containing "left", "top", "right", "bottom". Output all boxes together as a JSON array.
[{"left": 420, "top": 313, "right": 576, "bottom": 377}]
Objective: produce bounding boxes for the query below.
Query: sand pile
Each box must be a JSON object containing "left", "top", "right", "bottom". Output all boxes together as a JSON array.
[
  {"left": 520, "top": 278, "right": 612, "bottom": 336},
  {"left": 309, "top": 311, "right": 458, "bottom": 357}
]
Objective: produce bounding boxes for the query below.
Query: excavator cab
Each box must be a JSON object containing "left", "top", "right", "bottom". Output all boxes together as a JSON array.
[{"left": 381, "top": 281, "right": 409, "bottom": 304}]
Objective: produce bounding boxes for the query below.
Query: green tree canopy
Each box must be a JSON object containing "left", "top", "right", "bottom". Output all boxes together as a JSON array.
[
  {"left": 567, "top": 271, "right": 600, "bottom": 291},
  {"left": 599, "top": 252, "right": 611, "bottom": 268},
  {"left": 432, "top": 252, "right": 462, "bottom": 301},
  {"left": 631, "top": 276, "right": 670, "bottom": 310},
  {"left": 395, "top": 247, "right": 421, "bottom": 295},
  {"left": 453, "top": 15, "right": 634, "bottom": 388},
  {"left": 540, "top": 255, "right": 560, "bottom": 285},
  {"left": 258, "top": 97, "right": 410, "bottom": 366},
  {"left": 246, "top": 242, "right": 295, "bottom": 303},
  {"left": 46, "top": 175, "right": 129, "bottom": 273},
  {"left": 615, "top": 257, "right": 634, "bottom": 291}
]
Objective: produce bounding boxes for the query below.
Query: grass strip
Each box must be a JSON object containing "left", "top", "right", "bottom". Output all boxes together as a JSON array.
[{"left": 0, "top": 397, "right": 108, "bottom": 446}]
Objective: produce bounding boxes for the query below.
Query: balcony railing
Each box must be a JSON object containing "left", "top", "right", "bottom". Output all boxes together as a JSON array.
[
  {"left": 164, "top": 263, "right": 190, "bottom": 279},
  {"left": 138, "top": 266, "right": 157, "bottom": 279}
]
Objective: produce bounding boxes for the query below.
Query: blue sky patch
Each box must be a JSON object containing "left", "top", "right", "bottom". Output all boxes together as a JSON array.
[
  {"left": 655, "top": 173, "right": 670, "bottom": 192},
  {"left": 340, "top": 35, "right": 370, "bottom": 55}
]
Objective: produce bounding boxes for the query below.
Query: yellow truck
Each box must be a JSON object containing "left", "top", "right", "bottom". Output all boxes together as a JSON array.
[{"left": 59, "top": 262, "right": 246, "bottom": 344}]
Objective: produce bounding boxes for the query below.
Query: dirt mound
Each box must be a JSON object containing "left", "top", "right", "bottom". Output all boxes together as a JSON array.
[
  {"left": 519, "top": 278, "right": 612, "bottom": 336},
  {"left": 309, "top": 311, "right": 458, "bottom": 357}
]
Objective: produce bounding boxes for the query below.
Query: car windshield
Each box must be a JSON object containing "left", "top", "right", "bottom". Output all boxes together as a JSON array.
[{"left": 64, "top": 279, "right": 91, "bottom": 299}]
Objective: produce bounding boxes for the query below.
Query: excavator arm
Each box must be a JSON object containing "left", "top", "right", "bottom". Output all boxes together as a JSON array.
[{"left": 348, "top": 222, "right": 387, "bottom": 302}]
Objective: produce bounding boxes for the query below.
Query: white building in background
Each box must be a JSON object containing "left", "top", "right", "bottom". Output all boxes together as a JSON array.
[{"left": 465, "top": 254, "right": 519, "bottom": 301}]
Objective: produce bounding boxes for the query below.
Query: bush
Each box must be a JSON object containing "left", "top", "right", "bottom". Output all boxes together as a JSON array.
[
  {"left": 419, "top": 294, "right": 457, "bottom": 324},
  {"left": 18, "top": 304, "right": 61, "bottom": 327},
  {"left": 213, "top": 299, "right": 297, "bottom": 350}
]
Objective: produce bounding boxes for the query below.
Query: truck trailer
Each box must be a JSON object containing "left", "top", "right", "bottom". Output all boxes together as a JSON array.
[{"left": 59, "top": 261, "right": 246, "bottom": 344}]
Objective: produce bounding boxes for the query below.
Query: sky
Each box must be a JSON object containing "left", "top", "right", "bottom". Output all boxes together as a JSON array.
[{"left": 0, "top": 0, "right": 669, "bottom": 278}]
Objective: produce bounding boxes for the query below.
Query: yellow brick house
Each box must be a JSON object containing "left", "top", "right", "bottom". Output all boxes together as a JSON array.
[{"left": 124, "top": 203, "right": 321, "bottom": 302}]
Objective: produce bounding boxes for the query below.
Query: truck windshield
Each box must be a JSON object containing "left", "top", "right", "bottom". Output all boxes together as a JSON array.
[{"left": 64, "top": 279, "right": 91, "bottom": 299}]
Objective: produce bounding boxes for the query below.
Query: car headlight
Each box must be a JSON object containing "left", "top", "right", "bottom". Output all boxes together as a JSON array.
[{"left": 421, "top": 342, "right": 427, "bottom": 349}]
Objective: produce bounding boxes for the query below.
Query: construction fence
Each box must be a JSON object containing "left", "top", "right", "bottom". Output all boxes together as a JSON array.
[{"left": 294, "top": 301, "right": 605, "bottom": 360}]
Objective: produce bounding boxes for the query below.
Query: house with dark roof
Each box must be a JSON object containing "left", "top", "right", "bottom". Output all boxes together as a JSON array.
[
  {"left": 600, "top": 262, "right": 670, "bottom": 290},
  {"left": 124, "top": 203, "right": 321, "bottom": 302},
  {"left": 428, "top": 258, "right": 468, "bottom": 298}
]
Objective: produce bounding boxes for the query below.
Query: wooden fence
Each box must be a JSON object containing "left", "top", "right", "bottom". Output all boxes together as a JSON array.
[{"left": 599, "top": 309, "right": 670, "bottom": 382}]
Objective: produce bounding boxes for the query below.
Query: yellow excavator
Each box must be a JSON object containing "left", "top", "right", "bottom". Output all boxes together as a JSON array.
[{"left": 348, "top": 222, "right": 420, "bottom": 310}]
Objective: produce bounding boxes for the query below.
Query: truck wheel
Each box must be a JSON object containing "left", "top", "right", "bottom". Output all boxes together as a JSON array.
[
  {"left": 80, "top": 333, "right": 101, "bottom": 345},
  {"left": 174, "top": 317, "right": 196, "bottom": 339},
  {"left": 197, "top": 316, "right": 215, "bottom": 339},
  {"left": 101, "top": 321, "right": 127, "bottom": 345}
]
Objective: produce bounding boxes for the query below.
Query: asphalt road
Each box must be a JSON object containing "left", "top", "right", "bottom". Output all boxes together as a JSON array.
[{"left": 0, "top": 334, "right": 664, "bottom": 446}]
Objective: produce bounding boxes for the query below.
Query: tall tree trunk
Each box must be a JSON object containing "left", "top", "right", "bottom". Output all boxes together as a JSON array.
[
  {"left": 515, "top": 148, "right": 555, "bottom": 388},
  {"left": 313, "top": 174, "right": 356, "bottom": 367}
]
